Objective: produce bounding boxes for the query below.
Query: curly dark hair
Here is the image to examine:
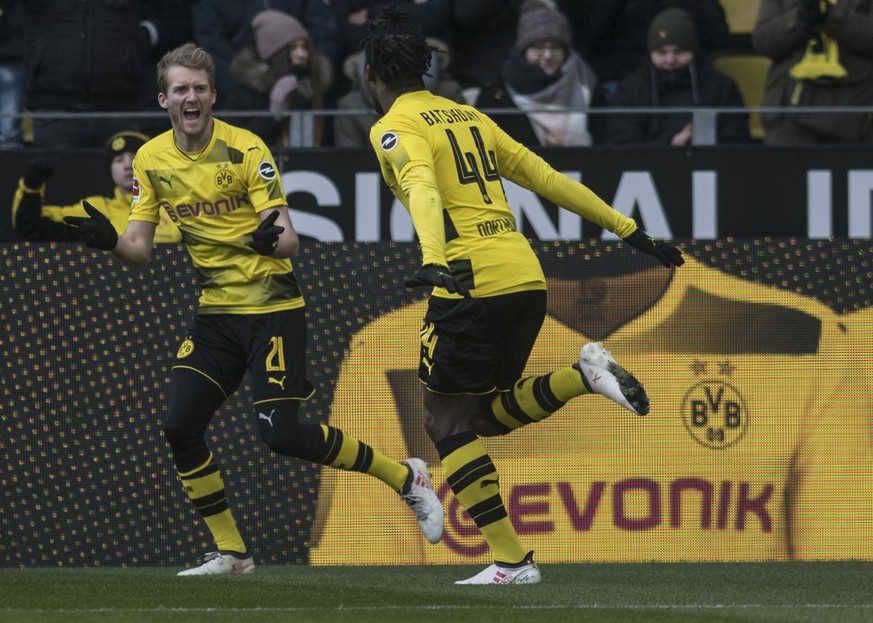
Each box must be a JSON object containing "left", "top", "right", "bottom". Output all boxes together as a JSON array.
[{"left": 363, "top": 5, "right": 438, "bottom": 89}]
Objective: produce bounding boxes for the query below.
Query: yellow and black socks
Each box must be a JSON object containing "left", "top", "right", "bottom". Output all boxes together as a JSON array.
[
  {"left": 490, "top": 366, "right": 589, "bottom": 432},
  {"left": 177, "top": 452, "right": 246, "bottom": 554},
  {"left": 319, "top": 425, "right": 409, "bottom": 491},
  {"left": 438, "top": 432, "right": 526, "bottom": 565}
]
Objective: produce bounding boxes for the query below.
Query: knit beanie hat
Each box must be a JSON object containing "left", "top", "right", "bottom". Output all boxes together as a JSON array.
[
  {"left": 515, "top": 1, "right": 572, "bottom": 53},
  {"left": 647, "top": 7, "right": 698, "bottom": 53},
  {"left": 106, "top": 130, "right": 149, "bottom": 158},
  {"left": 251, "top": 10, "right": 309, "bottom": 61}
]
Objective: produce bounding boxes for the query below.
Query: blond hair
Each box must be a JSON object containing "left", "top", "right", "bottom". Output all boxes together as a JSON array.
[{"left": 157, "top": 43, "right": 216, "bottom": 93}]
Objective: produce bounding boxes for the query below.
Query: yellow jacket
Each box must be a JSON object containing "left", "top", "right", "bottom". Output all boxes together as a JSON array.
[{"left": 12, "top": 179, "right": 181, "bottom": 243}]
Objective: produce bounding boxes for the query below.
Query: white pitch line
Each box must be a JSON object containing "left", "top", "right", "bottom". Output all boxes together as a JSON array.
[{"left": 3, "top": 604, "right": 873, "bottom": 614}]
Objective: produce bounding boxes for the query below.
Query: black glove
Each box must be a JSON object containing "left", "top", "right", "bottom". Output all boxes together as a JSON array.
[
  {"left": 23, "top": 159, "right": 56, "bottom": 189},
  {"left": 248, "top": 210, "right": 284, "bottom": 255},
  {"left": 622, "top": 229, "right": 684, "bottom": 268},
  {"left": 63, "top": 200, "right": 118, "bottom": 250},
  {"left": 404, "top": 264, "right": 471, "bottom": 298},
  {"left": 798, "top": 0, "right": 828, "bottom": 31}
]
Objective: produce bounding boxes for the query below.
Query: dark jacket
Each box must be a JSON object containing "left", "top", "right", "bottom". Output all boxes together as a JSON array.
[
  {"left": 557, "top": 0, "right": 729, "bottom": 85},
  {"left": 335, "top": 0, "right": 452, "bottom": 61},
  {"left": 449, "top": 0, "right": 525, "bottom": 90},
  {"left": 23, "top": 0, "right": 142, "bottom": 111},
  {"left": 605, "top": 61, "right": 751, "bottom": 145},
  {"left": 752, "top": 0, "right": 873, "bottom": 143},
  {"left": 0, "top": 0, "right": 24, "bottom": 63},
  {"left": 193, "top": 0, "right": 340, "bottom": 105}
]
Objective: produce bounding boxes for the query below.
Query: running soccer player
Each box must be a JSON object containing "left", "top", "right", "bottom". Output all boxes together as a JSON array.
[
  {"left": 64, "top": 42, "right": 443, "bottom": 575},
  {"left": 361, "top": 8, "right": 684, "bottom": 584}
]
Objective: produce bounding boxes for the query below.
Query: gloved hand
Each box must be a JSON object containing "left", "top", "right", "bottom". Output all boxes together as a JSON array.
[
  {"left": 23, "top": 159, "right": 56, "bottom": 189},
  {"left": 270, "top": 75, "right": 299, "bottom": 116},
  {"left": 798, "top": 0, "right": 828, "bottom": 32},
  {"left": 63, "top": 200, "right": 118, "bottom": 250},
  {"left": 622, "top": 229, "right": 684, "bottom": 268},
  {"left": 248, "top": 210, "right": 284, "bottom": 255},
  {"left": 404, "top": 264, "right": 471, "bottom": 297}
]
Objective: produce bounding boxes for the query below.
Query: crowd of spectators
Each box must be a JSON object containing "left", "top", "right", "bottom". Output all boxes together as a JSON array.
[{"left": 2, "top": 0, "right": 871, "bottom": 149}]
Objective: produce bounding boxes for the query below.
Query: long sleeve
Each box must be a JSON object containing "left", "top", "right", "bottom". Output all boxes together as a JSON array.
[{"left": 503, "top": 148, "right": 639, "bottom": 238}]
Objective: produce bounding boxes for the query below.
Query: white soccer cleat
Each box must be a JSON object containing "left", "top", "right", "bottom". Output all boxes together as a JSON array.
[
  {"left": 177, "top": 551, "right": 255, "bottom": 576},
  {"left": 399, "top": 458, "right": 445, "bottom": 544},
  {"left": 576, "top": 342, "right": 650, "bottom": 416},
  {"left": 456, "top": 552, "right": 541, "bottom": 585}
]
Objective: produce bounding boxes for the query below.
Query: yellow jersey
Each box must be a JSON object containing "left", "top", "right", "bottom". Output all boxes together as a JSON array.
[
  {"left": 130, "top": 118, "right": 303, "bottom": 314},
  {"left": 369, "top": 90, "right": 637, "bottom": 297}
]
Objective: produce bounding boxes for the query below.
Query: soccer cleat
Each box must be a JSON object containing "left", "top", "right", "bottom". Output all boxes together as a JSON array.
[
  {"left": 456, "top": 551, "right": 541, "bottom": 585},
  {"left": 576, "top": 342, "right": 650, "bottom": 415},
  {"left": 177, "top": 550, "right": 255, "bottom": 576},
  {"left": 399, "top": 458, "right": 445, "bottom": 544}
]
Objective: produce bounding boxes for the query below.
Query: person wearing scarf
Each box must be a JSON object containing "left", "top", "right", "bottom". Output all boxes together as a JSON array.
[
  {"left": 474, "top": 0, "right": 604, "bottom": 146},
  {"left": 753, "top": 0, "right": 873, "bottom": 144},
  {"left": 605, "top": 7, "right": 751, "bottom": 146}
]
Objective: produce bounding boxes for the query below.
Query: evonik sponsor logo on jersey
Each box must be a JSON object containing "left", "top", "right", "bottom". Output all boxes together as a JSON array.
[{"left": 161, "top": 194, "right": 252, "bottom": 222}]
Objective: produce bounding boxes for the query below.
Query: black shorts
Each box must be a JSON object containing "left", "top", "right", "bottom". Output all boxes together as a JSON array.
[
  {"left": 172, "top": 308, "right": 314, "bottom": 403},
  {"left": 418, "top": 290, "right": 547, "bottom": 395}
]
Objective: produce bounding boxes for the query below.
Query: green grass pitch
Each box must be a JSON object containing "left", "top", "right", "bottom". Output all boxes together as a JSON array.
[{"left": 1, "top": 562, "right": 871, "bottom": 623}]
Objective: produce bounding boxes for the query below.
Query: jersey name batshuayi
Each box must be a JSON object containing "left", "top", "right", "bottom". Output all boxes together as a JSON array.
[
  {"left": 310, "top": 258, "right": 873, "bottom": 564},
  {"left": 369, "top": 90, "right": 546, "bottom": 297},
  {"left": 130, "top": 118, "right": 303, "bottom": 314}
]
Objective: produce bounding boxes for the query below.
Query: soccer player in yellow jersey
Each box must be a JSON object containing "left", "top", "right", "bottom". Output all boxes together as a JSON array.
[
  {"left": 63, "top": 43, "right": 444, "bottom": 575},
  {"left": 359, "top": 8, "right": 683, "bottom": 584},
  {"left": 311, "top": 251, "right": 873, "bottom": 567},
  {"left": 12, "top": 130, "right": 181, "bottom": 243}
]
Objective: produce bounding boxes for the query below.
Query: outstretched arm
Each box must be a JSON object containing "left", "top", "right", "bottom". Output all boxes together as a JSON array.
[
  {"left": 65, "top": 202, "right": 157, "bottom": 266},
  {"left": 505, "top": 148, "right": 683, "bottom": 267}
]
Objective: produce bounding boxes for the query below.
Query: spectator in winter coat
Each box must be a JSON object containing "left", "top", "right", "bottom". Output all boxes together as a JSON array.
[
  {"left": 752, "top": 0, "right": 873, "bottom": 144},
  {"left": 605, "top": 7, "right": 751, "bottom": 146},
  {"left": 229, "top": 10, "right": 333, "bottom": 147},
  {"left": 192, "top": 0, "right": 339, "bottom": 112},
  {"left": 556, "top": 0, "right": 730, "bottom": 100},
  {"left": 474, "top": 0, "right": 604, "bottom": 147},
  {"left": 23, "top": 1, "right": 143, "bottom": 147}
]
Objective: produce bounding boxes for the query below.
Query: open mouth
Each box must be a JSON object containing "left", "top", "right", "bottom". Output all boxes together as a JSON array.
[{"left": 183, "top": 107, "right": 200, "bottom": 121}]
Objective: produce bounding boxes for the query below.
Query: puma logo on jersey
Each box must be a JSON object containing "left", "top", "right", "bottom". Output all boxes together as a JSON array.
[
  {"left": 481, "top": 478, "right": 499, "bottom": 488},
  {"left": 258, "top": 410, "right": 275, "bottom": 427},
  {"left": 268, "top": 376, "right": 286, "bottom": 390},
  {"left": 158, "top": 175, "right": 174, "bottom": 188}
]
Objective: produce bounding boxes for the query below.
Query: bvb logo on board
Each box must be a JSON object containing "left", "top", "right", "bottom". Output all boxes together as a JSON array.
[{"left": 681, "top": 380, "right": 748, "bottom": 449}]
